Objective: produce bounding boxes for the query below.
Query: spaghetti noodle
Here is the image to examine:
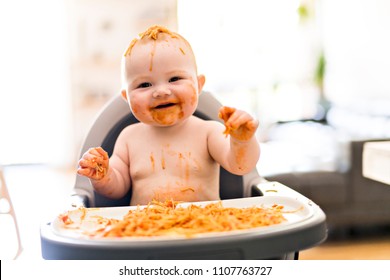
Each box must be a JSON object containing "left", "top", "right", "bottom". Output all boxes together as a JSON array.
[
  {"left": 218, "top": 107, "right": 236, "bottom": 137},
  {"left": 59, "top": 200, "right": 287, "bottom": 238}
]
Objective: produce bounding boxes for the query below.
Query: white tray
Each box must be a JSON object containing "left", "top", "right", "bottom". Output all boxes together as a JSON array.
[
  {"left": 51, "top": 195, "right": 314, "bottom": 242},
  {"left": 41, "top": 182, "right": 327, "bottom": 259}
]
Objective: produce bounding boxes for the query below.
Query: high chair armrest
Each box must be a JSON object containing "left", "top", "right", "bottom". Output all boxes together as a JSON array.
[
  {"left": 251, "top": 181, "right": 303, "bottom": 198},
  {"left": 70, "top": 194, "right": 89, "bottom": 208}
]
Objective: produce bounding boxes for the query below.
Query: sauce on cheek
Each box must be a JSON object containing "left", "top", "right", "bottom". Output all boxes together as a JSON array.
[
  {"left": 190, "top": 85, "right": 197, "bottom": 106},
  {"left": 131, "top": 106, "right": 138, "bottom": 114},
  {"left": 130, "top": 100, "right": 141, "bottom": 114},
  {"left": 130, "top": 98, "right": 151, "bottom": 121}
]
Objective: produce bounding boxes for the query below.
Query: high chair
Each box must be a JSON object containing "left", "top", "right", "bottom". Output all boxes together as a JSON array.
[{"left": 40, "top": 91, "right": 327, "bottom": 259}]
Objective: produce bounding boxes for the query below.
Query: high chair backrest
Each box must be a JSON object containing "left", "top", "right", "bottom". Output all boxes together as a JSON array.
[{"left": 73, "top": 91, "right": 259, "bottom": 207}]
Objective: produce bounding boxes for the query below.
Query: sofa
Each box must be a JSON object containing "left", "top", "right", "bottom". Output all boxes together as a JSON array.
[{"left": 259, "top": 99, "right": 390, "bottom": 234}]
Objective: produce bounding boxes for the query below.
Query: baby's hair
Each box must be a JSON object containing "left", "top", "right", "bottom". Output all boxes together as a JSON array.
[
  {"left": 121, "top": 25, "right": 197, "bottom": 88},
  {"left": 123, "top": 25, "right": 189, "bottom": 57}
]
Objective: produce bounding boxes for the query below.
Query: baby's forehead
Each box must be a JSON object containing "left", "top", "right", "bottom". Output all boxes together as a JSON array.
[{"left": 122, "top": 26, "right": 198, "bottom": 74}]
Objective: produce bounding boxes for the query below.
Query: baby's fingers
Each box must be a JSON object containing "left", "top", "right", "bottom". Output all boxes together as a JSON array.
[
  {"left": 93, "top": 147, "right": 109, "bottom": 160},
  {"left": 230, "top": 119, "right": 259, "bottom": 141},
  {"left": 88, "top": 147, "right": 108, "bottom": 159},
  {"left": 77, "top": 167, "right": 94, "bottom": 177},
  {"left": 245, "top": 119, "right": 259, "bottom": 132},
  {"left": 82, "top": 151, "right": 106, "bottom": 165},
  {"left": 77, "top": 166, "right": 104, "bottom": 180},
  {"left": 77, "top": 147, "right": 109, "bottom": 180},
  {"left": 226, "top": 113, "right": 252, "bottom": 130},
  {"left": 78, "top": 158, "right": 97, "bottom": 169},
  {"left": 218, "top": 106, "right": 235, "bottom": 123}
]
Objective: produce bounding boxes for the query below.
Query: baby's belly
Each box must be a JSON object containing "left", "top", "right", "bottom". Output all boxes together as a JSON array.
[{"left": 130, "top": 176, "right": 219, "bottom": 206}]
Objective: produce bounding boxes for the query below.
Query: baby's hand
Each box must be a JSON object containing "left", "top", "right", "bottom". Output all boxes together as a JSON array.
[
  {"left": 218, "top": 106, "right": 259, "bottom": 141},
  {"left": 77, "top": 147, "right": 109, "bottom": 180}
]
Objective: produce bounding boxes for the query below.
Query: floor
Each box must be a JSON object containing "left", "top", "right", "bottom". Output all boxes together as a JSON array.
[
  {"left": 1, "top": 164, "right": 75, "bottom": 260},
  {"left": 2, "top": 164, "right": 390, "bottom": 260},
  {"left": 300, "top": 229, "right": 390, "bottom": 260}
]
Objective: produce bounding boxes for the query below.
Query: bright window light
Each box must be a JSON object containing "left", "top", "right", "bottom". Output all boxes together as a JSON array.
[
  {"left": 177, "top": 0, "right": 319, "bottom": 123},
  {"left": 0, "top": 0, "right": 73, "bottom": 166}
]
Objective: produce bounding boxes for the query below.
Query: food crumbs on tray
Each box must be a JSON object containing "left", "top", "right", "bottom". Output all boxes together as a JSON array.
[
  {"left": 58, "top": 213, "right": 73, "bottom": 225},
  {"left": 58, "top": 200, "right": 287, "bottom": 238}
]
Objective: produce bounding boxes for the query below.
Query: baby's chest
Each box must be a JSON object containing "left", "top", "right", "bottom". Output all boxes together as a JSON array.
[{"left": 129, "top": 142, "right": 211, "bottom": 179}]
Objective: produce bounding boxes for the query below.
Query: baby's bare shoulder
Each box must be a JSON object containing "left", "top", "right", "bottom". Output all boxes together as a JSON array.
[
  {"left": 191, "top": 116, "right": 224, "bottom": 129},
  {"left": 116, "top": 122, "right": 145, "bottom": 139}
]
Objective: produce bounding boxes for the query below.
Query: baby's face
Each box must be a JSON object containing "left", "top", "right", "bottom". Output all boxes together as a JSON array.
[{"left": 123, "top": 34, "right": 205, "bottom": 127}]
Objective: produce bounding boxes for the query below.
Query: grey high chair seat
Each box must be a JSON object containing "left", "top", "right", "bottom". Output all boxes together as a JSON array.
[{"left": 40, "top": 91, "right": 327, "bottom": 260}]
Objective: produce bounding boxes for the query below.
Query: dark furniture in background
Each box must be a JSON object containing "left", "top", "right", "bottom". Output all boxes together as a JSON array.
[
  {"left": 262, "top": 100, "right": 390, "bottom": 235},
  {"left": 265, "top": 139, "right": 390, "bottom": 231}
]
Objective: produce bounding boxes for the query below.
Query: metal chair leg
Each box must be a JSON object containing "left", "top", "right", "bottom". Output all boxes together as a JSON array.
[{"left": 0, "top": 166, "right": 23, "bottom": 259}]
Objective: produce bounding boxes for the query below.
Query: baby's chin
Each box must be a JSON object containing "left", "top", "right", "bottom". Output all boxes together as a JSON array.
[
  {"left": 151, "top": 117, "right": 185, "bottom": 127},
  {"left": 133, "top": 106, "right": 197, "bottom": 127}
]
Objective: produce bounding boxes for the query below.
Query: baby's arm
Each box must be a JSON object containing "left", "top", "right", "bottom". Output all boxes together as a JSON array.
[
  {"left": 77, "top": 135, "right": 131, "bottom": 199},
  {"left": 208, "top": 106, "right": 260, "bottom": 175}
]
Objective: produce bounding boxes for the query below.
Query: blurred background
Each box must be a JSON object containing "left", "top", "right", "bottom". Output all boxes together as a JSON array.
[{"left": 1, "top": 0, "right": 389, "bottom": 260}]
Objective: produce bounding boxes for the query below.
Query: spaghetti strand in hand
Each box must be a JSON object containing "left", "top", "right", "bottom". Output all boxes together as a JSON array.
[
  {"left": 218, "top": 106, "right": 259, "bottom": 141},
  {"left": 77, "top": 147, "right": 109, "bottom": 180}
]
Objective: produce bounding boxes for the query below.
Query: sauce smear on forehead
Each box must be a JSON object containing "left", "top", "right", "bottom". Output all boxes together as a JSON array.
[
  {"left": 123, "top": 25, "right": 179, "bottom": 57},
  {"left": 123, "top": 25, "right": 189, "bottom": 71}
]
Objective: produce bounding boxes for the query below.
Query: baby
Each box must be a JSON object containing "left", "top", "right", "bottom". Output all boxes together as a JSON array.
[{"left": 77, "top": 25, "right": 260, "bottom": 206}]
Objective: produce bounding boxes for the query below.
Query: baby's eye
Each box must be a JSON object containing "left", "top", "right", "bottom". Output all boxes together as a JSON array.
[
  {"left": 137, "top": 82, "right": 152, "bottom": 88},
  {"left": 169, "top": 76, "right": 181, "bottom": 83}
]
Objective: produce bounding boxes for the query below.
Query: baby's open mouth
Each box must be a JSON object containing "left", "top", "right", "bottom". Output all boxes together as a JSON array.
[{"left": 154, "top": 103, "right": 177, "bottom": 109}]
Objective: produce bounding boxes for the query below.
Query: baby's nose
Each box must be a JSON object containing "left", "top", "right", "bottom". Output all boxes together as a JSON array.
[{"left": 153, "top": 86, "right": 171, "bottom": 98}]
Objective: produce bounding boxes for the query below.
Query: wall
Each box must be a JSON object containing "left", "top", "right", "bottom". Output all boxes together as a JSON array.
[
  {"left": 0, "top": 0, "right": 72, "bottom": 166},
  {"left": 65, "top": 0, "right": 178, "bottom": 162},
  {"left": 322, "top": 0, "right": 390, "bottom": 104}
]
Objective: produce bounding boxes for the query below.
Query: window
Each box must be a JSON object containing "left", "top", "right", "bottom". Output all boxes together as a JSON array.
[
  {"left": 0, "top": 0, "right": 73, "bottom": 166},
  {"left": 178, "top": 0, "right": 323, "bottom": 128}
]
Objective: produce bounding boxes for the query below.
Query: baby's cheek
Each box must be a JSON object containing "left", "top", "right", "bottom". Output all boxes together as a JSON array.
[
  {"left": 131, "top": 100, "right": 150, "bottom": 119},
  {"left": 190, "top": 85, "right": 198, "bottom": 106},
  {"left": 130, "top": 101, "right": 140, "bottom": 114},
  {"left": 181, "top": 87, "right": 198, "bottom": 115}
]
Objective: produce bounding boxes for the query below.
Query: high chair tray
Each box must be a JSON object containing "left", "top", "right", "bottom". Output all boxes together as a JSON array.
[{"left": 40, "top": 182, "right": 327, "bottom": 259}]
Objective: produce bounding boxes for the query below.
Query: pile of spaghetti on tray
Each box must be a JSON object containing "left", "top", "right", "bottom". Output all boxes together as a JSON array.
[{"left": 59, "top": 200, "right": 286, "bottom": 238}]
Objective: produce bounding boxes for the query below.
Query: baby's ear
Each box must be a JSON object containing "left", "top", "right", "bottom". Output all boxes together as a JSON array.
[
  {"left": 197, "top": 74, "right": 206, "bottom": 93},
  {"left": 121, "top": 89, "right": 128, "bottom": 101}
]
